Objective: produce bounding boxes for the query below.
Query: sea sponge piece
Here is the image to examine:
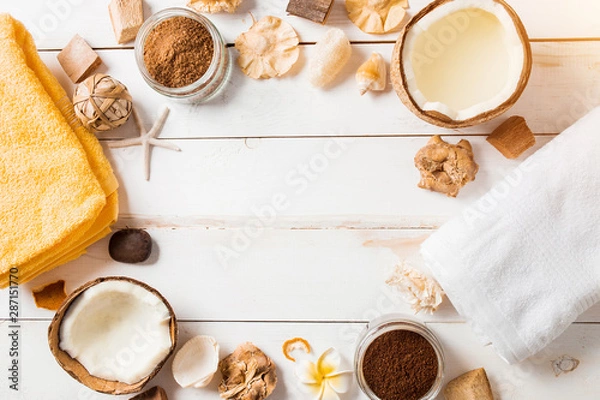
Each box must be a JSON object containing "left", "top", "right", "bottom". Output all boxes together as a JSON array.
[
  {"left": 219, "top": 342, "right": 277, "bottom": 400},
  {"left": 308, "top": 28, "right": 352, "bottom": 87},
  {"left": 32, "top": 280, "right": 67, "bottom": 311},
  {"left": 444, "top": 368, "right": 494, "bottom": 400},
  {"left": 414, "top": 135, "right": 479, "bottom": 197},
  {"left": 235, "top": 16, "right": 300, "bottom": 79},
  {"left": 487, "top": 116, "right": 535, "bottom": 159},
  {"left": 346, "top": 0, "right": 408, "bottom": 34},
  {"left": 188, "top": 0, "right": 243, "bottom": 13}
]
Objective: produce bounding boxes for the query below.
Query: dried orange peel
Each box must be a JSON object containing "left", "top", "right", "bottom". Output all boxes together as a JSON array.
[
  {"left": 282, "top": 337, "right": 311, "bottom": 362},
  {"left": 32, "top": 280, "right": 67, "bottom": 311}
]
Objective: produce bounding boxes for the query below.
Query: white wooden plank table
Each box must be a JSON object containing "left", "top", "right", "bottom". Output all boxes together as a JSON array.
[{"left": 1, "top": 0, "right": 600, "bottom": 399}]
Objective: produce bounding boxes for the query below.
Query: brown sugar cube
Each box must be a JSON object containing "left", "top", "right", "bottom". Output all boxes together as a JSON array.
[
  {"left": 109, "top": 0, "right": 144, "bottom": 44},
  {"left": 444, "top": 368, "right": 494, "bottom": 400},
  {"left": 129, "top": 386, "right": 168, "bottom": 400},
  {"left": 57, "top": 35, "right": 102, "bottom": 83},
  {"left": 487, "top": 116, "right": 536, "bottom": 159},
  {"left": 286, "top": 0, "right": 335, "bottom": 24},
  {"left": 32, "top": 280, "right": 67, "bottom": 311}
]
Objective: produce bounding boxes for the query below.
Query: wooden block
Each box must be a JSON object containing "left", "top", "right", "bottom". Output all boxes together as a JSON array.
[
  {"left": 444, "top": 368, "right": 494, "bottom": 400},
  {"left": 286, "top": 0, "right": 334, "bottom": 24},
  {"left": 129, "top": 386, "right": 168, "bottom": 400},
  {"left": 486, "top": 116, "right": 536, "bottom": 159},
  {"left": 109, "top": 0, "right": 144, "bottom": 44},
  {"left": 56, "top": 35, "right": 102, "bottom": 83}
]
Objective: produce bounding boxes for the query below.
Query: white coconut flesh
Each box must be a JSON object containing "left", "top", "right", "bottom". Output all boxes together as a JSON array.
[
  {"left": 59, "top": 281, "right": 173, "bottom": 384},
  {"left": 402, "top": 0, "right": 525, "bottom": 121}
]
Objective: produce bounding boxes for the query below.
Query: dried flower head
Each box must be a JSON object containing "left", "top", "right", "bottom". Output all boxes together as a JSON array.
[
  {"left": 188, "top": 0, "right": 243, "bottom": 13},
  {"left": 235, "top": 16, "right": 300, "bottom": 79},
  {"left": 386, "top": 263, "right": 445, "bottom": 314}
]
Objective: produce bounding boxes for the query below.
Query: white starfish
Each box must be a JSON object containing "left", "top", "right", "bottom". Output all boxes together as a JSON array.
[{"left": 108, "top": 106, "right": 181, "bottom": 180}]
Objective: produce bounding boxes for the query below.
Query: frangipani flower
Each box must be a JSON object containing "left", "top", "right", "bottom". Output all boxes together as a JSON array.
[{"left": 295, "top": 348, "right": 353, "bottom": 400}]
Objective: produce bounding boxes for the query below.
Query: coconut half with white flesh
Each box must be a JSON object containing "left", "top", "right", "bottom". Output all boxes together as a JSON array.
[
  {"left": 48, "top": 277, "right": 178, "bottom": 395},
  {"left": 391, "top": 0, "right": 532, "bottom": 128}
]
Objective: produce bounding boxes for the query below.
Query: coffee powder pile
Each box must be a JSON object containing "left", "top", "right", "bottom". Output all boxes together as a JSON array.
[
  {"left": 362, "top": 329, "right": 438, "bottom": 400},
  {"left": 144, "top": 16, "right": 214, "bottom": 88}
]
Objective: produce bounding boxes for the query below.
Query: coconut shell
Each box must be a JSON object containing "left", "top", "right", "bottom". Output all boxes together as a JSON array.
[
  {"left": 391, "top": 0, "right": 532, "bottom": 128},
  {"left": 48, "top": 276, "right": 178, "bottom": 395}
]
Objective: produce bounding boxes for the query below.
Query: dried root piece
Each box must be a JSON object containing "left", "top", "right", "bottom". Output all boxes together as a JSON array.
[
  {"left": 235, "top": 16, "right": 300, "bottom": 79},
  {"left": 414, "top": 135, "right": 479, "bottom": 197},
  {"left": 386, "top": 264, "right": 444, "bottom": 314},
  {"left": 188, "top": 0, "right": 243, "bottom": 13},
  {"left": 32, "top": 280, "right": 67, "bottom": 311},
  {"left": 444, "top": 368, "right": 494, "bottom": 400},
  {"left": 219, "top": 342, "right": 277, "bottom": 400},
  {"left": 356, "top": 52, "right": 386, "bottom": 95},
  {"left": 346, "top": 0, "right": 408, "bottom": 34},
  {"left": 308, "top": 28, "right": 352, "bottom": 87},
  {"left": 487, "top": 116, "right": 535, "bottom": 159},
  {"left": 282, "top": 337, "right": 311, "bottom": 362}
]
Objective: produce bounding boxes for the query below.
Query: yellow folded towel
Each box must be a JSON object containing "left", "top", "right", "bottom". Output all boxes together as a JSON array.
[{"left": 0, "top": 14, "right": 119, "bottom": 288}]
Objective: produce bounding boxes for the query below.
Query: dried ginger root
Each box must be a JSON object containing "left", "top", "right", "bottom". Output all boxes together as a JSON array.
[
  {"left": 235, "top": 16, "right": 300, "bottom": 79},
  {"left": 188, "top": 0, "right": 243, "bottom": 13},
  {"left": 386, "top": 264, "right": 444, "bottom": 314},
  {"left": 414, "top": 135, "right": 479, "bottom": 197},
  {"left": 219, "top": 342, "right": 277, "bottom": 400},
  {"left": 32, "top": 280, "right": 67, "bottom": 311}
]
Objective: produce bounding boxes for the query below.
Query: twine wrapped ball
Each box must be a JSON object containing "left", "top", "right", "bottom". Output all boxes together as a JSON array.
[{"left": 73, "top": 74, "right": 133, "bottom": 132}]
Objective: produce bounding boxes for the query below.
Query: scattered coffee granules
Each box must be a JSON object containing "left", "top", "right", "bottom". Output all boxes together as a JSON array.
[
  {"left": 144, "top": 16, "right": 214, "bottom": 88},
  {"left": 362, "top": 329, "right": 439, "bottom": 400}
]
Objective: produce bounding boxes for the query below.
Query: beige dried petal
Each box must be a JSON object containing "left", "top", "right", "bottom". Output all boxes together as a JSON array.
[
  {"left": 346, "top": 0, "right": 408, "bottom": 34},
  {"left": 386, "top": 263, "right": 445, "bottom": 314},
  {"left": 188, "top": 0, "right": 243, "bottom": 13},
  {"left": 235, "top": 16, "right": 300, "bottom": 79}
]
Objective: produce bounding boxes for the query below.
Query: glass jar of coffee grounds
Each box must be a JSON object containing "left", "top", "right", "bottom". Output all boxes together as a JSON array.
[
  {"left": 135, "top": 7, "right": 230, "bottom": 103},
  {"left": 355, "top": 314, "right": 445, "bottom": 400}
]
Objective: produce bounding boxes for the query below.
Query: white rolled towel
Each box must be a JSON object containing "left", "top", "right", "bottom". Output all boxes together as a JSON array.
[{"left": 421, "top": 107, "right": 600, "bottom": 364}]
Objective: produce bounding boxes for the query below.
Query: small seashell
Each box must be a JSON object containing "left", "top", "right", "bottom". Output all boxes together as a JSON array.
[{"left": 172, "top": 335, "right": 220, "bottom": 388}]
